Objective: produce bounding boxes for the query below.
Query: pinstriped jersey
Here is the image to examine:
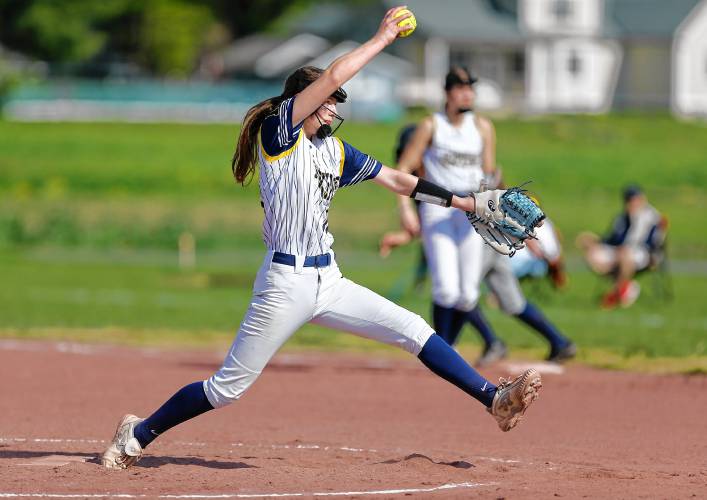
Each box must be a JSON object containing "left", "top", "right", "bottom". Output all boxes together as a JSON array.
[
  {"left": 258, "top": 97, "right": 381, "bottom": 256},
  {"left": 423, "top": 112, "right": 484, "bottom": 194}
]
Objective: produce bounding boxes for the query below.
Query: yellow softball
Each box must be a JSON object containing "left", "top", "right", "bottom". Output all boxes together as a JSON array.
[{"left": 393, "top": 8, "right": 416, "bottom": 38}]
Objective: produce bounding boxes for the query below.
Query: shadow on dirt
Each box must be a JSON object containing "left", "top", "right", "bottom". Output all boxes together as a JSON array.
[
  {"left": 134, "top": 456, "right": 257, "bottom": 469},
  {"left": 378, "top": 453, "right": 474, "bottom": 469},
  {"left": 0, "top": 450, "right": 256, "bottom": 470}
]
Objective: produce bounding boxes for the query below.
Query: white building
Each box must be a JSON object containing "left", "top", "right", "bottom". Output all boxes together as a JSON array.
[
  {"left": 521, "top": 0, "right": 621, "bottom": 112},
  {"left": 385, "top": 0, "right": 707, "bottom": 116},
  {"left": 673, "top": 0, "right": 707, "bottom": 117}
]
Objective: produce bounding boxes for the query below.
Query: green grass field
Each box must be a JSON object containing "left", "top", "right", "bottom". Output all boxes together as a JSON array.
[{"left": 1, "top": 115, "right": 706, "bottom": 373}]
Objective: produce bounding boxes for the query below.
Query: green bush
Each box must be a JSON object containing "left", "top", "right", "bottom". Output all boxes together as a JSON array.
[{"left": 139, "top": 0, "right": 214, "bottom": 77}]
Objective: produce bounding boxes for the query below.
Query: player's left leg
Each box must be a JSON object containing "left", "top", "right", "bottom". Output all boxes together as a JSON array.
[
  {"left": 103, "top": 257, "right": 319, "bottom": 469},
  {"left": 486, "top": 255, "right": 575, "bottom": 363},
  {"left": 455, "top": 235, "right": 505, "bottom": 364},
  {"left": 311, "top": 265, "right": 542, "bottom": 430}
]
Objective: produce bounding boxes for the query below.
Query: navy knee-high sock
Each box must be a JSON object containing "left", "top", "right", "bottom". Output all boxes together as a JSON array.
[
  {"left": 443, "top": 308, "right": 468, "bottom": 347},
  {"left": 133, "top": 381, "right": 214, "bottom": 449},
  {"left": 432, "top": 303, "right": 456, "bottom": 344},
  {"left": 515, "top": 302, "right": 568, "bottom": 349},
  {"left": 466, "top": 306, "right": 500, "bottom": 347},
  {"left": 418, "top": 334, "right": 496, "bottom": 407}
]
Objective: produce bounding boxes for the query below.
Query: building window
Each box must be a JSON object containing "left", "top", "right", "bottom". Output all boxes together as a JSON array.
[
  {"left": 553, "top": 0, "right": 573, "bottom": 23},
  {"left": 568, "top": 50, "right": 582, "bottom": 76}
]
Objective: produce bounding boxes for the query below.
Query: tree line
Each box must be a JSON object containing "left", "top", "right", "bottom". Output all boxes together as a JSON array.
[{"left": 0, "top": 0, "right": 322, "bottom": 77}]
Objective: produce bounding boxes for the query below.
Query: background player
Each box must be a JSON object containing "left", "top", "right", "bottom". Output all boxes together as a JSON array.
[
  {"left": 396, "top": 66, "right": 575, "bottom": 366},
  {"left": 101, "top": 8, "right": 542, "bottom": 470}
]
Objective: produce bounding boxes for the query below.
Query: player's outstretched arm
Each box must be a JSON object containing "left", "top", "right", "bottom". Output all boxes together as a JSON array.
[
  {"left": 291, "top": 6, "right": 412, "bottom": 125},
  {"left": 374, "top": 166, "right": 477, "bottom": 213}
]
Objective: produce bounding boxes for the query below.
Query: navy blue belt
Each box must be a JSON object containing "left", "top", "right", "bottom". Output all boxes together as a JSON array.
[{"left": 272, "top": 252, "right": 331, "bottom": 268}]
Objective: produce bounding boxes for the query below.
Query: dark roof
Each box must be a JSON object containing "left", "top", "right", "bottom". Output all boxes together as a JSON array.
[
  {"left": 287, "top": 3, "right": 387, "bottom": 43},
  {"left": 604, "top": 0, "right": 701, "bottom": 39},
  {"left": 288, "top": 0, "right": 701, "bottom": 45},
  {"left": 387, "top": 0, "right": 523, "bottom": 42}
]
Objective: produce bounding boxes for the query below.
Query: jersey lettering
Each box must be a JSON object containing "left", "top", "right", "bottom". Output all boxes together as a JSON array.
[{"left": 258, "top": 96, "right": 381, "bottom": 255}]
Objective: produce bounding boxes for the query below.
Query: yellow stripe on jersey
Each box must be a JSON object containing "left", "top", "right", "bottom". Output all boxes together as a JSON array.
[
  {"left": 335, "top": 137, "right": 345, "bottom": 176},
  {"left": 259, "top": 128, "right": 303, "bottom": 163}
]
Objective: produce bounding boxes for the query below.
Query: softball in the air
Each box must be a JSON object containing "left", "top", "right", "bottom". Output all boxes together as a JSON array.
[{"left": 393, "top": 8, "right": 416, "bottom": 38}]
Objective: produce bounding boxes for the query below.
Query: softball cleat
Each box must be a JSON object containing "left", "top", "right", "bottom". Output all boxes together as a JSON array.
[
  {"left": 101, "top": 414, "right": 144, "bottom": 469},
  {"left": 488, "top": 369, "right": 542, "bottom": 432}
]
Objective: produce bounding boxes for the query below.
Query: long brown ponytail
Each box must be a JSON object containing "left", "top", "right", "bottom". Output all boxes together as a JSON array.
[{"left": 232, "top": 96, "right": 282, "bottom": 185}]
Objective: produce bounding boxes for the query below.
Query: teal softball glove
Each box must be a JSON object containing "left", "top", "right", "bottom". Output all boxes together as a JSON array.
[{"left": 466, "top": 187, "right": 545, "bottom": 256}]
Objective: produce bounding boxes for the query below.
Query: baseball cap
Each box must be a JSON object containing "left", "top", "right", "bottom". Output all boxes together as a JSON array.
[
  {"left": 444, "top": 66, "right": 478, "bottom": 90},
  {"left": 622, "top": 184, "right": 642, "bottom": 202}
]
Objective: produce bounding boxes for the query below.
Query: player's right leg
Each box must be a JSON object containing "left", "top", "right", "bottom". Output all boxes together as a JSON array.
[
  {"left": 102, "top": 256, "right": 318, "bottom": 469},
  {"left": 486, "top": 256, "right": 575, "bottom": 362},
  {"left": 311, "top": 269, "right": 542, "bottom": 431}
]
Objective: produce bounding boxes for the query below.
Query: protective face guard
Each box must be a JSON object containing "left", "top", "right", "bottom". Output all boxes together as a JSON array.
[{"left": 315, "top": 105, "right": 344, "bottom": 139}]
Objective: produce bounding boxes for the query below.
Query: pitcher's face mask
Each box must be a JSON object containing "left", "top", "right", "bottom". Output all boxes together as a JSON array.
[{"left": 315, "top": 104, "right": 344, "bottom": 139}]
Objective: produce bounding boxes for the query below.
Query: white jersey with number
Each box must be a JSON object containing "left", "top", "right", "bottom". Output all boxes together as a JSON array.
[
  {"left": 422, "top": 112, "right": 484, "bottom": 194},
  {"left": 258, "top": 97, "right": 380, "bottom": 256}
]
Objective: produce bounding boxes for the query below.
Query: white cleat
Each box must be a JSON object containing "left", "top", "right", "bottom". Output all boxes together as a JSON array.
[
  {"left": 101, "top": 414, "right": 145, "bottom": 469},
  {"left": 488, "top": 368, "right": 542, "bottom": 432}
]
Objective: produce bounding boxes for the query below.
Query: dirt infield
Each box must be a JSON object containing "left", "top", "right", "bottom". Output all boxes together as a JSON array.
[{"left": 0, "top": 339, "right": 705, "bottom": 499}]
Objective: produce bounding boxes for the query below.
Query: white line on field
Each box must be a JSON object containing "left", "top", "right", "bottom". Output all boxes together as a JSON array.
[{"left": 0, "top": 482, "right": 495, "bottom": 498}]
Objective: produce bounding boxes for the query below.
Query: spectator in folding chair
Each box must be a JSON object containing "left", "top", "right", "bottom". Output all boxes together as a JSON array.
[{"left": 576, "top": 185, "right": 663, "bottom": 309}]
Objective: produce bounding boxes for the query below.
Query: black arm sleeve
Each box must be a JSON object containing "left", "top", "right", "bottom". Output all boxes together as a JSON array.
[{"left": 410, "top": 178, "right": 453, "bottom": 207}]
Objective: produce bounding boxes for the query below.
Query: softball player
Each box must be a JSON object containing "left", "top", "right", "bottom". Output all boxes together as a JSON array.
[
  {"left": 102, "top": 8, "right": 542, "bottom": 470},
  {"left": 397, "top": 66, "right": 576, "bottom": 366}
]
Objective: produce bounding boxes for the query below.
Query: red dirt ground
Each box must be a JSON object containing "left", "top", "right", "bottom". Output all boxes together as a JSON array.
[{"left": 0, "top": 339, "right": 705, "bottom": 499}]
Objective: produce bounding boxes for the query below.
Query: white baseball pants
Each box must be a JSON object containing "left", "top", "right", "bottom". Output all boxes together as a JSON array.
[
  {"left": 419, "top": 204, "right": 485, "bottom": 311},
  {"left": 204, "top": 252, "right": 434, "bottom": 408},
  {"left": 420, "top": 204, "right": 526, "bottom": 314}
]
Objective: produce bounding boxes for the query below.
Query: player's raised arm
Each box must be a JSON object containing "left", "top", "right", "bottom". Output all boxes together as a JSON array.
[{"left": 291, "top": 6, "right": 413, "bottom": 126}]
